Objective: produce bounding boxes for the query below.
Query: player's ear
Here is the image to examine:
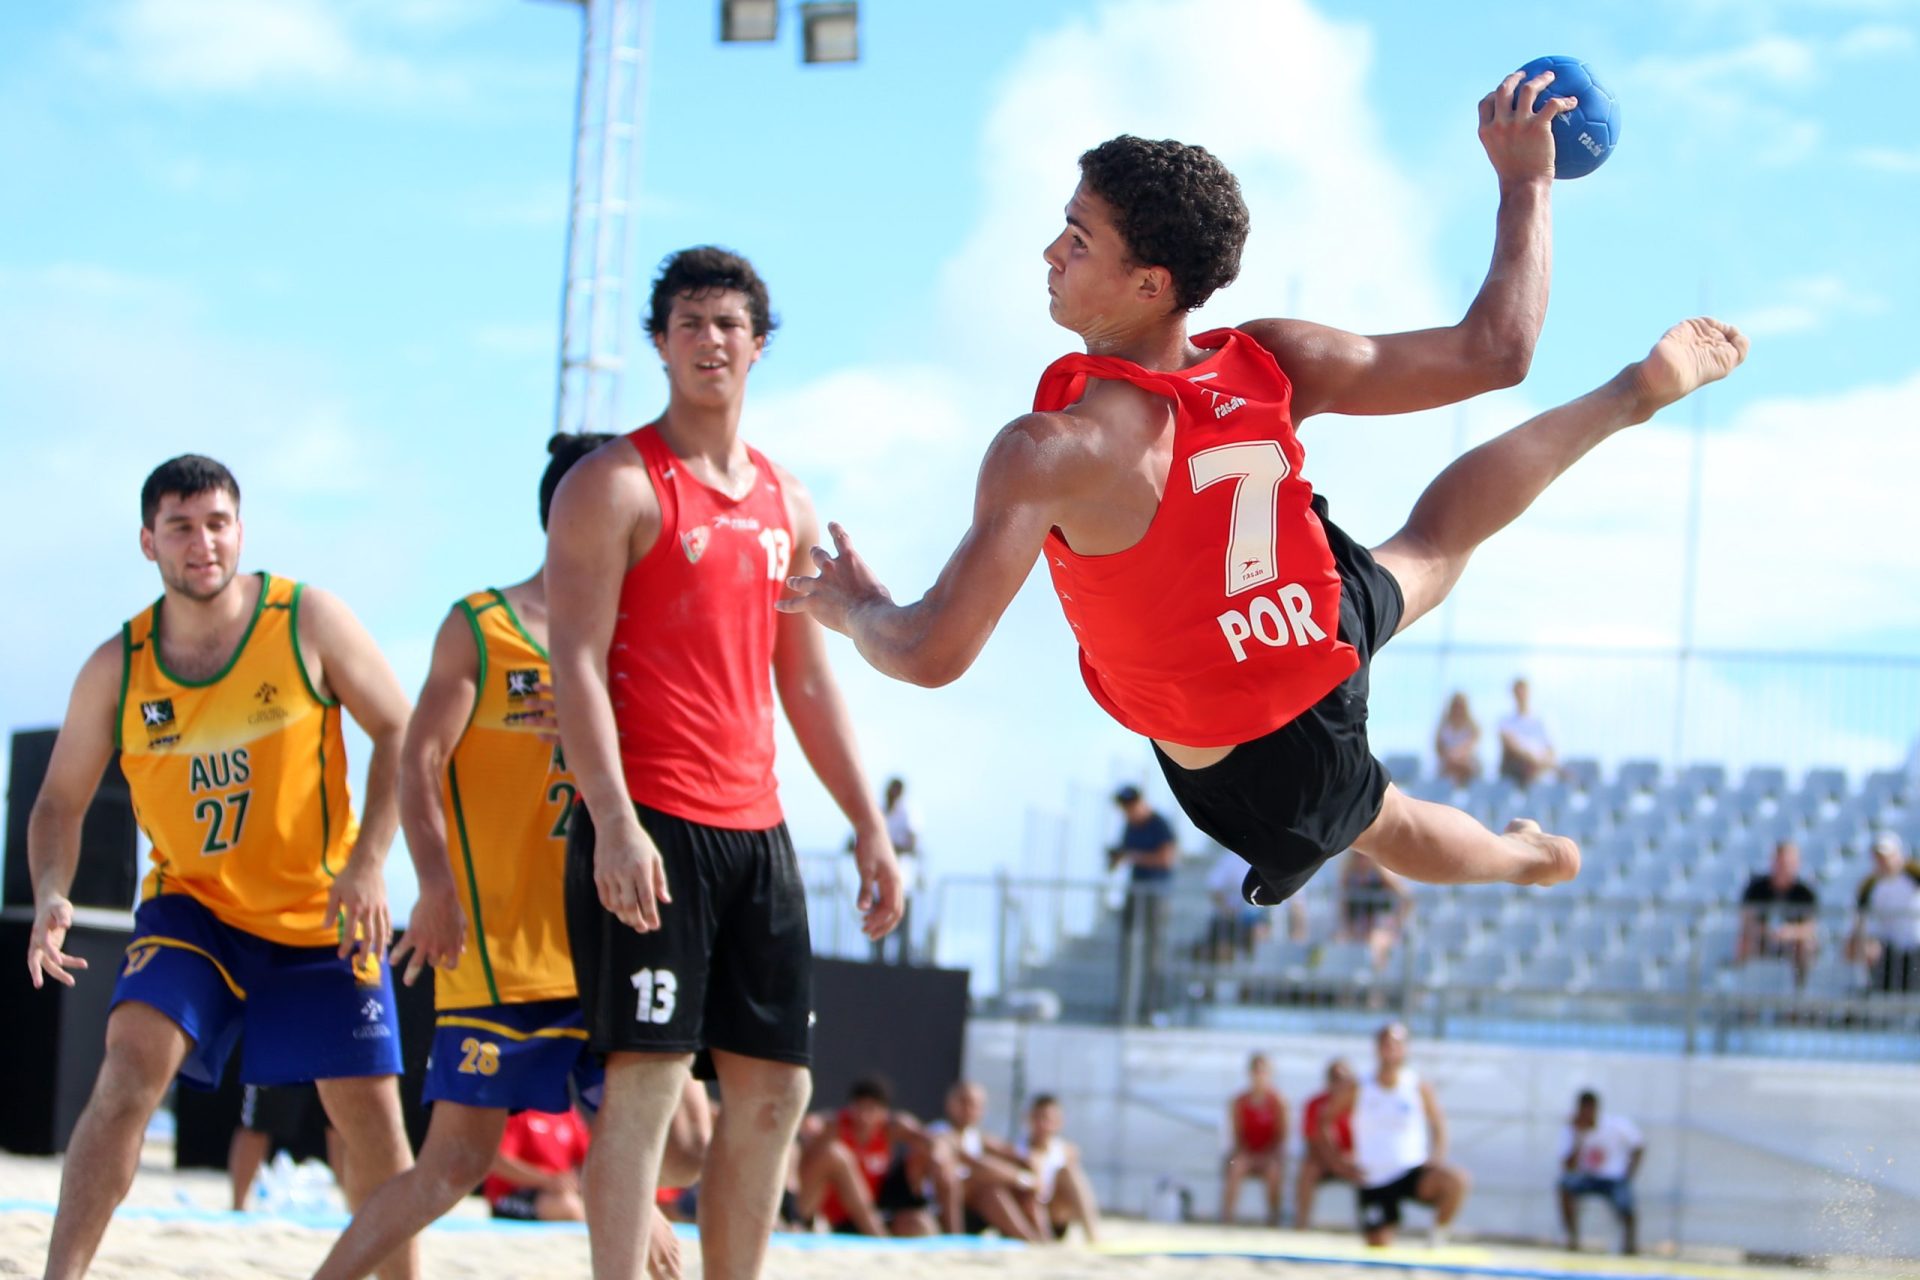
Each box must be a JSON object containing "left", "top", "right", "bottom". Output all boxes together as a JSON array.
[
  {"left": 138, "top": 525, "right": 158, "bottom": 564},
  {"left": 1136, "top": 265, "right": 1174, "bottom": 308},
  {"left": 750, "top": 333, "right": 766, "bottom": 364},
  {"left": 652, "top": 327, "right": 669, "bottom": 365}
]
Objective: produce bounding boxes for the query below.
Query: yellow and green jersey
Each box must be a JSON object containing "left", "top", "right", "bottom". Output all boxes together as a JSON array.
[
  {"left": 119, "top": 573, "right": 358, "bottom": 948},
  {"left": 437, "top": 588, "right": 579, "bottom": 1010}
]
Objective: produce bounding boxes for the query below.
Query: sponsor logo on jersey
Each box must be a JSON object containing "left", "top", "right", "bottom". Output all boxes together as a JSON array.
[
  {"left": 681, "top": 526, "right": 710, "bottom": 563},
  {"left": 140, "top": 698, "right": 181, "bottom": 747},
  {"left": 360, "top": 996, "right": 385, "bottom": 1023},
  {"left": 249, "top": 683, "right": 288, "bottom": 725},
  {"left": 254, "top": 681, "right": 277, "bottom": 705},
  {"left": 505, "top": 669, "right": 541, "bottom": 699}
]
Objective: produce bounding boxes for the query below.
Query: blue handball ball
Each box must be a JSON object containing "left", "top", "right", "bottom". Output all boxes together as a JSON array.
[{"left": 1515, "top": 55, "right": 1619, "bottom": 179}]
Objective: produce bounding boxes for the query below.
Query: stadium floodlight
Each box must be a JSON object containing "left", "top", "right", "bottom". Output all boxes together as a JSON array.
[
  {"left": 800, "top": 1, "right": 859, "bottom": 64},
  {"left": 719, "top": 0, "right": 778, "bottom": 42}
]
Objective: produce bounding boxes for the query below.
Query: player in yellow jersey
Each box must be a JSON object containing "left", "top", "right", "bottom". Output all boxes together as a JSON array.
[
  {"left": 26, "top": 455, "right": 418, "bottom": 1280},
  {"left": 310, "top": 435, "right": 705, "bottom": 1280}
]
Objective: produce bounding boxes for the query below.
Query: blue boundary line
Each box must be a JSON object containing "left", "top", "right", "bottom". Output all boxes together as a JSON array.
[
  {"left": 0, "top": 1199, "right": 1021, "bottom": 1251},
  {"left": 1153, "top": 1249, "right": 1721, "bottom": 1280}
]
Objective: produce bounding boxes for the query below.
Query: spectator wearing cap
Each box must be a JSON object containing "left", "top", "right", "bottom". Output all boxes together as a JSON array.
[
  {"left": 1849, "top": 833, "right": 1920, "bottom": 994},
  {"left": 1109, "top": 786, "right": 1177, "bottom": 1020}
]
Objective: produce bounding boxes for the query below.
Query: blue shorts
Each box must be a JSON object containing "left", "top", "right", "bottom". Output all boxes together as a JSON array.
[
  {"left": 423, "top": 999, "right": 602, "bottom": 1114},
  {"left": 1561, "top": 1172, "right": 1635, "bottom": 1215},
  {"left": 111, "top": 894, "right": 403, "bottom": 1090}
]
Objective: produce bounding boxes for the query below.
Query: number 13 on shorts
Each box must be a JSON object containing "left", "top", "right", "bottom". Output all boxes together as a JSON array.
[{"left": 631, "top": 967, "right": 678, "bottom": 1024}]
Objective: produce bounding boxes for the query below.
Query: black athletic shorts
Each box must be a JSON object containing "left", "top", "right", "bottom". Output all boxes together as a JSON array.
[
  {"left": 1358, "top": 1164, "right": 1431, "bottom": 1232},
  {"left": 565, "top": 800, "right": 813, "bottom": 1065},
  {"left": 238, "top": 1082, "right": 326, "bottom": 1140},
  {"left": 1155, "top": 496, "right": 1406, "bottom": 906}
]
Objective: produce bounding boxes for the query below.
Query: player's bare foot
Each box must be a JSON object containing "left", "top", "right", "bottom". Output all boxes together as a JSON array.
[
  {"left": 1627, "top": 317, "right": 1749, "bottom": 421},
  {"left": 1504, "top": 818, "right": 1579, "bottom": 887}
]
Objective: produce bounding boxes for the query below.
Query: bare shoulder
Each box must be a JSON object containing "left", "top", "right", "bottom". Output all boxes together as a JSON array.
[
  {"left": 71, "top": 635, "right": 123, "bottom": 702},
  {"left": 765, "top": 456, "right": 818, "bottom": 534},
  {"left": 293, "top": 583, "right": 360, "bottom": 634},
  {"left": 553, "top": 435, "right": 654, "bottom": 518},
  {"left": 983, "top": 409, "right": 1115, "bottom": 491}
]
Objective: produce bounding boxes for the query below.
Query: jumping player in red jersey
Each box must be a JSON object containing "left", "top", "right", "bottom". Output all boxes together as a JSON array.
[
  {"left": 780, "top": 72, "right": 1749, "bottom": 909},
  {"left": 547, "top": 246, "right": 904, "bottom": 1280}
]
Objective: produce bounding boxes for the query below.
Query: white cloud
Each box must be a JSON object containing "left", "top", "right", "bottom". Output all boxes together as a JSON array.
[
  {"left": 86, "top": 0, "right": 461, "bottom": 100},
  {"left": 1833, "top": 22, "right": 1917, "bottom": 58},
  {"left": 1852, "top": 146, "right": 1920, "bottom": 173},
  {"left": 1734, "top": 274, "right": 1886, "bottom": 337}
]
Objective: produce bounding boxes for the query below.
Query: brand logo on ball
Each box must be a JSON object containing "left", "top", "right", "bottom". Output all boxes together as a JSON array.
[{"left": 681, "top": 526, "right": 710, "bottom": 563}]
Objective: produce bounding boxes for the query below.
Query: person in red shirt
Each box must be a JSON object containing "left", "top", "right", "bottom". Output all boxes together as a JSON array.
[
  {"left": 794, "top": 1078, "right": 943, "bottom": 1237},
  {"left": 549, "top": 247, "right": 905, "bottom": 1280},
  {"left": 781, "top": 78, "right": 1747, "bottom": 912},
  {"left": 484, "top": 1108, "right": 591, "bottom": 1222},
  {"left": 1222, "top": 1052, "right": 1287, "bottom": 1226},
  {"left": 1296, "top": 1058, "right": 1359, "bottom": 1230}
]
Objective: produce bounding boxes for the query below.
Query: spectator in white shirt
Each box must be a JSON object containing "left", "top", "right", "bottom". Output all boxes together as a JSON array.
[
  {"left": 863, "top": 776, "right": 921, "bottom": 964},
  {"left": 1849, "top": 833, "right": 1920, "bottom": 994},
  {"left": 1497, "top": 678, "right": 1558, "bottom": 787},
  {"left": 1558, "top": 1090, "right": 1643, "bottom": 1255}
]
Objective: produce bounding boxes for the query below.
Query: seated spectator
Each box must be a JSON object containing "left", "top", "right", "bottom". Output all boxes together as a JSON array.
[
  {"left": 1849, "top": 833, "right": 1920, "bottom": 994},
  {"left": 1558, "top": 1089, "right": 1644, "bottom": 1255},
  {"left": 1294, "top": 1059, "right": 1359, "bottom": 1231},
  {"left": 926, "top": 1081, "right": 1045, "bottom": 1240},
  {"left": 483, "top": 1108, "right": 589, "bottom": 1222},
  {"left": 1434, "top": 692, "right": 1482, "bottom": 787},
  {"left": 1338, "top": 852, "right": 1411, "bottom": 974},
  {"left": 1497, "top": 677, "right": 1559, "bottom": 787},
  {"left": 1221, "top": 1052, "right": 1287, "bottom": 1226},
  {"left": 796, "top": 1077, "right": 941, "bottom": 1237},
  {"left": 1018, "top": 1093, "right": 1100, "bottom": 1242},
  {"left": 1335, "top": 1022, "right": 1470, "bottom": 1248},
  {"left": 1737, "top": 840, "right": 1819, "bottom": 984}
]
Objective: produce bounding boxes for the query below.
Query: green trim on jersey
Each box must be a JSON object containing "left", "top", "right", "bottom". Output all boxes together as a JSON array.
[
  {"left": 446, "top": 759, "right": 502, "bottom": 1005},
  {"left": 115, "top": 622, "right": 134, "bottom": 752},
  {"left": 287, "top": 581, "right": 338, "bottom": 708},
  {"left": 448, "top": 595, "right": 501, "bottom": 1004},
  {"left": 491, "top": 588, "right": 550, "bottom": 662},
  {"left": 317, "top": 720, "right": 336, "bottom": 880},
  {"left": 150, "top": 571, "right": 271, "bottom": 689}
]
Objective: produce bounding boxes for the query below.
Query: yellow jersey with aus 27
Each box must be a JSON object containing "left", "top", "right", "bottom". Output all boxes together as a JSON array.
[{"left": 117, "top": 572, "right": 359, "bottom": 948}]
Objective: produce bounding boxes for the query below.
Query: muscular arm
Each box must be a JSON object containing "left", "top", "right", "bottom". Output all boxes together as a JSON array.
[
  {"left": 772, "top": 472, "right": 901, "bottom": 938},
  {"left": 299, "top": 586, "right": 412, "bottom": 957},
  {"left": 1242, "top": 71, "right": 1566, "bottom": 420},
  {"left": 24, "top": 639, "right": 120, "bottom": 986},
  {"left": 389, "top": 608, "right": 479, "bottom": 982},
  {"left": 778, "top": 414, "right": 1072, "bottom": 687},
  {"left": 547, "top": 447, "right": 672, "bottom": 931}
]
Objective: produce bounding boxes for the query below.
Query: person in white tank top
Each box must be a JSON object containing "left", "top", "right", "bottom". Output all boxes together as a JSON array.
[
  {"left": 1331, "top": 1023, "right": 1472, "bottom": 1247},
  {"left": 1015, "top": 1094, "right": 1101, "bottom": 1243}
]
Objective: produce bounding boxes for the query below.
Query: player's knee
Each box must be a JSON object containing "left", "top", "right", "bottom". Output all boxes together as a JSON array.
[{"left": 435, "top": 1139, "right": 496, "bottom": 1194}]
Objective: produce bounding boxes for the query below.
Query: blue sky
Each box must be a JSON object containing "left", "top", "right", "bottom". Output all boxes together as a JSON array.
[{"left": 4, "top": 0, "right": 1917, "bottom": 917}]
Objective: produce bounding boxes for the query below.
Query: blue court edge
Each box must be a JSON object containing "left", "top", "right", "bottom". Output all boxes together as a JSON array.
[{"left": 1153, "top": 1249, "right": 1751, "bottom": 1280}]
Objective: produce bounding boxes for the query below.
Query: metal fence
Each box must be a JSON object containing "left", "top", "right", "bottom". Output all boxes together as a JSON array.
[{"left": 801, "top": 860, "right": 1920, "bottom": 1062}]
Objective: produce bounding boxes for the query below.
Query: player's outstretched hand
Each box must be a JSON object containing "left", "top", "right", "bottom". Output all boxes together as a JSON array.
[
  {"left": 778, "top": 523, "right": 893, "bottom": 636},
  {"left": 1478, "top": 68, "right": 1575, "bottom": 185},
  {"left": 596, "top": 816, "right": 671, "bottom": 934},
  {"left": 851, "top": 822, "right": 905, "bottom": 941},
  {"left": 327, "top": 855, "right": 393, "bottom": 965},
  {"left": 389, "top": 879, "right": 467, "bottom": 986},
  {"left": 27, "top": 893, "right": 88, "bottom": 988},
  {"left": 1630, "top": 317, "right": 1750, "bottom": 419}
]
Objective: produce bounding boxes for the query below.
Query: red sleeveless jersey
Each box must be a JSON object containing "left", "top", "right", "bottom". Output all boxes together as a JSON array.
[
  {"left": 608, "top": 424, "right": 792, "bottom": 829},
  {"left": 1235, "top": 1089, "right": 1283, "bottom": 1153},
  {"left": 821, "top": 1108, "right": 893, "bottom": 1225},
  {"left": 1034, "top": 328, "right": 1359, "bottom": 748}
]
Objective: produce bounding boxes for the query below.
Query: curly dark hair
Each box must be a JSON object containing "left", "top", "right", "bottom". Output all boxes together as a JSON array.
[
  {"left": 1077, "top": 136, "right": 1249, "bottom": 312},
  {"left": 141, "top": 454, "right": 239, "bottom": 529},
  {"left": 645, "top": 245, "right": 778, "bottom": 342}
]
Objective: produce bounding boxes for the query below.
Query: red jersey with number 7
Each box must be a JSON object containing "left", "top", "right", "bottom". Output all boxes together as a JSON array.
[
  {"left": 607, "top": 424, "right": 792, "bottom": 829},
  {"left": 1033, "top": 328, "right": 1358, "bottom": 748}
]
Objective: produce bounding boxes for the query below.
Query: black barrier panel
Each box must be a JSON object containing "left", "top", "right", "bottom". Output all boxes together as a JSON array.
[
  {"left": 5, "top": 728, "right": 139, "bottom": 911},
  {"left": 809, "top": 957, "right": 969, "bottom": 1122},
  {"left": 0, "top": 916, "right": 132, "bottom": 1155}
]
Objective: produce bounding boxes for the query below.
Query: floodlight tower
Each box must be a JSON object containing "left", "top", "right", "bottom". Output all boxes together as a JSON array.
[
  {"left": 546, "top": 1, "right": 861, "bottom": 435},
  {"left": 553, "top": 0, "right": 652, "bottom": 437}
]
